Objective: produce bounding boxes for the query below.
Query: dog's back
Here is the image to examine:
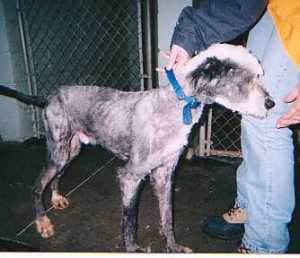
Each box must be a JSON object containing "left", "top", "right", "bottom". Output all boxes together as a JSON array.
[
  {"left": 45, "top": 85, "right": 198, "bottom": 162},
  {"left": 44, "top": 85, "right": 142, "bottom": 160}
]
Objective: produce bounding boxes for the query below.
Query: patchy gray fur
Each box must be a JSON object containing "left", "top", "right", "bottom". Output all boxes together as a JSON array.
[{"left": 32, "top": 45, "right": 274, "bottom": 253}]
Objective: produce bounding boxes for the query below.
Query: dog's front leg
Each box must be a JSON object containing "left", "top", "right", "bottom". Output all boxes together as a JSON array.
[
  {"left": 118, "top": 166, "right": 146, "bottom": 252},
  {"left": 150, "top": 158, "right": 193, "bottom": 253}
]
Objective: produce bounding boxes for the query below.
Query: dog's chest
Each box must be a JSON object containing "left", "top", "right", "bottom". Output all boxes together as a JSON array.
[
  {"left": 154, "top": 106, "right": 203, "bottom": 152},
  {"left": 137, "top": 90, "right": 204, "bottom": 158}
]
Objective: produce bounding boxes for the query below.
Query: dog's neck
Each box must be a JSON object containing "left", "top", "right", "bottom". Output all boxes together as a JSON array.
[
  {"left": 172, "top": 70, "right": 212, "bottom": 105},
  {"left": 170, "top": 72, "right": 194, "bottom": 97}
]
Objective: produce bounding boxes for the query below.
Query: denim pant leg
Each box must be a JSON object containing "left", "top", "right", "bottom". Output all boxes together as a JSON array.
[{"left": 237, "top": 12, "right": 300, "bottom": 253}]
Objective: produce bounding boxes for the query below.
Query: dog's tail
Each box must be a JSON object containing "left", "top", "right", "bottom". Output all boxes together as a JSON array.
[{"left": 0, "top": 85, "right": 47, "bottom": 108}]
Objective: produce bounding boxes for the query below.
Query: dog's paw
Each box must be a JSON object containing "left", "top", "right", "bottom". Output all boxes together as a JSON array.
[
  {"left": 51, "top": 193, "right": 70, "bottom": 210},
  {"left": 35, "top": 216, "right": 54, "bottom": 238},
  {"left": 167, "top": 244, "right": 193, "bottom": 253}
]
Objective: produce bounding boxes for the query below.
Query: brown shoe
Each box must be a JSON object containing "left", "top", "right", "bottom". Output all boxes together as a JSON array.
[
  {"left": 237, "top": 243, "right": 252, "bottom": 253},
  {"left": 222, "top": 204, "right": 247, "bottom": 224},
  {"left": 201, "top": 203, "right": 246, "bottom": 240}
]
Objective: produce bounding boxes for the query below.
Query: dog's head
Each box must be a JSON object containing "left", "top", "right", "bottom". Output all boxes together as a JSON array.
[{"left": 180, "top": 43, "right": 275, "bottom": 118}]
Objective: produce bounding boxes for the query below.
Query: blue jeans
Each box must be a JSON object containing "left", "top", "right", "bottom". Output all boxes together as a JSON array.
[{"left": 237, "top": 12, "right": 300, "bottom": 253}]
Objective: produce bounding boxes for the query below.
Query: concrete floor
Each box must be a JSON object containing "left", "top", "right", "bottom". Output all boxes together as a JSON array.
[{"left": 0, "top": 139, "right": 299, "bottom": 253}]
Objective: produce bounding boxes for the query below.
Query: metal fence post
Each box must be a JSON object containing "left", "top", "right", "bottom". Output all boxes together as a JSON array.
[{"left": 16, "top": 0, "right": 40, "bottom": 137}]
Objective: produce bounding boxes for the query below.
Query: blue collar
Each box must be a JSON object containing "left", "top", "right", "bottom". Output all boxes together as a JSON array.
[{"left": 165, "top": 68, "right": 201, "bottom": 125}]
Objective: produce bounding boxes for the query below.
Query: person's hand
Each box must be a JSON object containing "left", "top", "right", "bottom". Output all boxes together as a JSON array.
[
  {"left": 276, "top": 84, "right": 300, "bottom": 128},
  {"left": 167, "top": 44, "right": 190, "bottom": 70}
]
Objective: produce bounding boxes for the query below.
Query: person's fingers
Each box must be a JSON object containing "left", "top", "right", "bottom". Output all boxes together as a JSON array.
[
  {"left": 155, "top": 67, "right": 165, "bottom": 73},
  {"left": 277, "top": 118, "right": 300, "bottom": 128},
  {"left": 276, "top": 84, "right": 300, "bottom": 128},
  {"left": 283, "top": 112, "right": 300, "bottom": 122},
  {"left": 276, "top": 109, "right": 300, "bottom": 128},
  {"left": 283, "top": 87, "right": 299, "bottom": 103},
  {"left": 167, "top": 44, "right": 190, "bottom": 70},
  {"left": 276, "top": 112, "right": 293, "bottom": 128},
  {"left": 161, "top": 50, "right": 171, "bottom": 59},
  {"left": 167, "top": 50, "right": 178, "bottom": 69},
  {"left": 278, "top": 110, "right": 296, "bottom": 121},
  {"left": 176, "top": 55, "right": 190, "bottom": 70}
]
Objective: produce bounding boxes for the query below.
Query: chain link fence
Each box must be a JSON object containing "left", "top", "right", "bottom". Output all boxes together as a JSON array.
[
  {"left": 191, "top": 105, "right": 242, "bottom": 158},
  {"left": 209, "top": 105, "right": 241, "bottom": 157},
  {"left": 18, "top": 0, "right": 144, "bottom": 135},
  {"left": 17, "top": 0, "right": 243, "bottom": 157}
]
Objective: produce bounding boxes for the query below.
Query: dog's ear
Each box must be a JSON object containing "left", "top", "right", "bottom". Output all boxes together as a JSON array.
[
  {"left": 190, "top": 57, "right": 238, "bottom": 83},
  {"left": 180, "top": 43, "right": 263, "bottom": 78},
  {"left": 188, "top": 57, "right": 239, "bottom": 103}
]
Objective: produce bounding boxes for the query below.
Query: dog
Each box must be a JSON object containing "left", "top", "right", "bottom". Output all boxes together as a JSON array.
[{"left": 0, "top": 43, "right": 274, "bottom": 252}]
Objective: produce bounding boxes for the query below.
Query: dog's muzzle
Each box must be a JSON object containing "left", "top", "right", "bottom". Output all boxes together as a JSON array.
[{"left": 264, "top": 97, "right": 275, "bottom": 110}]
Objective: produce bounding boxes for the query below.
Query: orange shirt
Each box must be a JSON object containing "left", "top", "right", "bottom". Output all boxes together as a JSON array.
[{"left": 268, "top": 0, "right": 300, "bottom": 68}]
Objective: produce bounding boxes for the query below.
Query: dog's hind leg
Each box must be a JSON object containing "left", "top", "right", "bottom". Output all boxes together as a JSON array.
[
  {"left": 150, "top": 156, "right": 193, "bottom": 253},
  {"left": 32, "top": 102, "right": 80, "bottom": 238},
  {"left": 118, "top": 164, "right": 147, "bottom": 252},
  {"left": 33, "top": 130, "right": 82, "bottom": 239},
  {"left": 50, "top": 134, "right": 81, "bottom": 210},
  {"left": 33, "top": 163, "right": 61, "bottom": 238},
  {"left": 50, "top": 173, "right": 70, "bottom": 210}
]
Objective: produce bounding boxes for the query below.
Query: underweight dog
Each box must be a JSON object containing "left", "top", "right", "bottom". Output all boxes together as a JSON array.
[{"left": 0, "top": 44, "right": 275, "bottom": 252}]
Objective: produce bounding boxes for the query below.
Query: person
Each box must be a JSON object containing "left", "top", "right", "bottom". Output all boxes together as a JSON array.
[{"left": 167, "top": 0, "right": 300, "bottom": 253}]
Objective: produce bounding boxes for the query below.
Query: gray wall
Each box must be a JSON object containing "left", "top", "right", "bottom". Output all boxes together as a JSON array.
[{"left": 0, "top": 0, "right": 33, "bottom": 141}]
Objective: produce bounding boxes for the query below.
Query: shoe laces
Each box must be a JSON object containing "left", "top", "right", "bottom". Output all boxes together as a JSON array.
[
  {"left": 228, "top": 206, "right": 242, "bottom": 216},
  {"left": 223, "top": 205, "right": 247, "bottom": 223},
  {"left": 237, "top": 243, "right": 251, "bottom": 253}
]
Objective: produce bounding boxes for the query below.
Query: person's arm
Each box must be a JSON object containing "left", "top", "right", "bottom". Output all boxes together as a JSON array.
[{"left": 171, "top": 0, "right": 267, "bottom": 56}]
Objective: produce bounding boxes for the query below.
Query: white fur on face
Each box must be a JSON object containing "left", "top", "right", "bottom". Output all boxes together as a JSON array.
[{"left": 214, "top": 85, "right": 268, "bottom": 118}]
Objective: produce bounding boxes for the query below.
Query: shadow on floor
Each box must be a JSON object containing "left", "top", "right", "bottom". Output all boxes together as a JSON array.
[{"left": 0, "top": 139, "right": 299, "bottom": 253}]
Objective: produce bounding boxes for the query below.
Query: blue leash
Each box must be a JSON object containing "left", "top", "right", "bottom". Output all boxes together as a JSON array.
[{"left": 165, "top": 68, "right": 201, "bottom": 125}]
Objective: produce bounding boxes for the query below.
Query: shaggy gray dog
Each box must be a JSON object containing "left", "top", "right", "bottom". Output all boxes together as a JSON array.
[{"left": 0, "top": 43, "right": 274, "bottom": 252}]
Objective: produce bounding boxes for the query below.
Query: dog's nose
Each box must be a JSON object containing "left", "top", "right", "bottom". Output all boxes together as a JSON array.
[{"left": 264, "top": 98, "right": 275, "bottom": 110}]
